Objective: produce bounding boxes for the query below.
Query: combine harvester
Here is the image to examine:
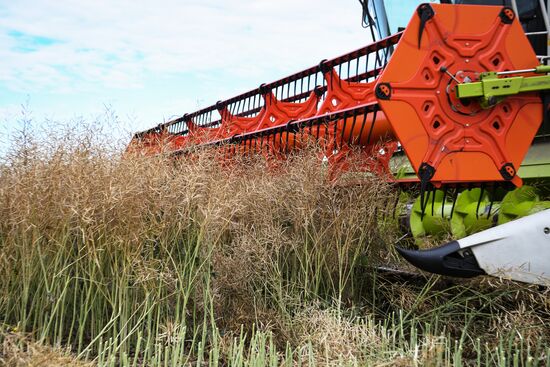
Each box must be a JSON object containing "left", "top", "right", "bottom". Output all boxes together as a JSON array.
[{"left": 129, "top": 1, "right": 550, "bottom": 286}]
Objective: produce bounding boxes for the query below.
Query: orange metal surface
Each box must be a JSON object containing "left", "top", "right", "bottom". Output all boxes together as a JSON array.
[
  {"left": 157, "top": 63, "right": 396, "bottom": 174},
  {"left": 376, "top": 3, "right": 543, "bottom": 186},
  {"left": 317, "top": 66, "right": 392, "bottom": 149},
  {"left": 128, "top": 4, "right": 543, "bottom": 189}
]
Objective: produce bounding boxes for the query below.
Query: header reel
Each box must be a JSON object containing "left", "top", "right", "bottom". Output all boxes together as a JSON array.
[{"left": 130, "top": 4, "right": 550, "bottom": 285}]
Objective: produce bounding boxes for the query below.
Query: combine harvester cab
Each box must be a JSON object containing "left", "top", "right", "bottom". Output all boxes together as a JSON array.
[{"left": 130, "top": 2, "right": 550, "bottom": 285}]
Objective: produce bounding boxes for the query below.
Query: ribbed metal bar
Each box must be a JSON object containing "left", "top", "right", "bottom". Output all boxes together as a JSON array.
[
  {"left": 171, "top": 102, "right": 380, "bottom": 156},
  {"left": 134, "top": 33, "right": 402, "bottom": 139}
]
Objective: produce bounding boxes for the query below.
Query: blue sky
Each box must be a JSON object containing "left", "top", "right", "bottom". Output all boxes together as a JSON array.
[{"left": 0, "top": 0, "right": 383, "bottom": 150}]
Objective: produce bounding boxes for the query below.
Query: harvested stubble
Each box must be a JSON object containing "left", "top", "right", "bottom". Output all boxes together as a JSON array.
[{"left": 1, "top": 129, "right": 549, "bottom": 366}]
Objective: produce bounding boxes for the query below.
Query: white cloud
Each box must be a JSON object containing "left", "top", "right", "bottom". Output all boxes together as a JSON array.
[
  {"left": 0, "top": 0, "right": 372, "bottom": 93},
  {"left": 0, "top": 0, "right": 383, "bottom": 142}
]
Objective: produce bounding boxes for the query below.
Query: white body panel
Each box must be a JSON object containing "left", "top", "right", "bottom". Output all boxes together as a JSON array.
[{"left": 458, "top": 209, "right": 550, "bottom": 285}]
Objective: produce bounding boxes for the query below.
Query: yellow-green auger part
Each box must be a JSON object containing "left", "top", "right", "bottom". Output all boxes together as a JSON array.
[
  {"left": 410, "top": 188, "right": 498, "bottom": 247},
  {"left": 409, "top": 186, "right": 550, "bottom": 248},
  {"left": 449, "top": 188, "right": 495, "bottom": 239},
  {"left": 498, "top": 186, "right": 550, "bottom": 224},
  {"left": 410, "top": 189, "right": 454, "bottom": 247}
]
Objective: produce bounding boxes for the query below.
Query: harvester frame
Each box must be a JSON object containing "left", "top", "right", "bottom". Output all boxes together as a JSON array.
[{"left": 129, "top": 1, "right": 550, "bottom": 286}]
